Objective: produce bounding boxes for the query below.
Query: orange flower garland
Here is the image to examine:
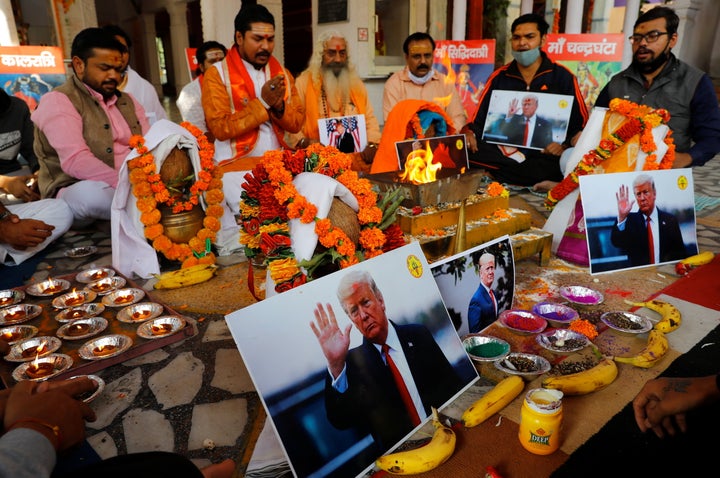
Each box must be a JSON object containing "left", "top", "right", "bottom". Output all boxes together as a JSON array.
[
  {"left": 128, "top": 122, "right": 224, "bottom": 267},
  {"left": 239, "top": 144, "right": 404, "bottom": 294},
  {"left": 545, "top": 99, "right": 675, "bottom": 209}
]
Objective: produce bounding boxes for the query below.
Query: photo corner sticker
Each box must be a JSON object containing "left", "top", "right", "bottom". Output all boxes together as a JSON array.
[
  {"left": 455, "top": 139, "right": 464, "bottom": 150},
  {"left": 558, "top": 99, "right": 569, "bottom": 109},
  {"left": 406, "top": 255, "right": 423, "bottom": 278},
  {"left": 677, "top": 175, "right": 688, "bottom": 190}
]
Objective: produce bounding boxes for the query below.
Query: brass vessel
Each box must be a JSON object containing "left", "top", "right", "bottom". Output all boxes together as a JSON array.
[{"left": 160, "top": 205, "right": 204, "bottom": 243}]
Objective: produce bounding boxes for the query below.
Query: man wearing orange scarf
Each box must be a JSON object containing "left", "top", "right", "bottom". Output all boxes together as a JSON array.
[
  {"left": 288, "top": 31, "right": 380, "bottom": 170},
  {"left": 202, "top": 4, "right": 303, "bottom": 215}
]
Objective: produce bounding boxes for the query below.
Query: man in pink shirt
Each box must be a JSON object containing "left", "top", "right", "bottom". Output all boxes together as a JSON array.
[{"left": 33, "top": 28, "right": 149, "bottom": 228}]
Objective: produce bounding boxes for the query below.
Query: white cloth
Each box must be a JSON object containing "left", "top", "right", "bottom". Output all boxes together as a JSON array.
[
  {"left": 176, "top": 78, "right": 206, "bottom": 131},
  {"left": 264, "top": 172, "right": 359, "bottom": 299},
  {"left": 543, "top": 107, "right": 670, "bottom": 253},
  {"left": 0, "top": 199, "right": 73, "bottom": 265},
  {"left": 122, "top": 67, "right": 167, "bottom": 126},
  {"left": 111, "top": 119, "right": 240, "bottom": 279},
  {"left": 58, "top": 180, "right": 115, "bottom": 228}
]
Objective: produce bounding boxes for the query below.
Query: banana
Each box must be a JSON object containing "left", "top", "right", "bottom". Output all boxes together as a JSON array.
[
  {"left": 461, "top": 375, "right": 524, "bottom": 428},
  {"left": 624, "top": 298, "right": 682, "bottom": 333},
  {"left": 375, "top": 407, "right": 456, "bottom": 475},
  {"left": 153, "top": 264, "right": 218, "bottom": 289},
  {"left": 676, "top": 251, "right": 714, "bottom": 275},
  {"left": 541, "top": 357, "right": 618, "bottom": 395},
  {"left": 613, "top": 329, "right": 669, "bottom": 369}
]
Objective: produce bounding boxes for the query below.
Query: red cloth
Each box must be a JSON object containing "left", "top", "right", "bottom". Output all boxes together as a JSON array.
[{"left": 382, "top": 343, "right": 421, "bottom": 426}]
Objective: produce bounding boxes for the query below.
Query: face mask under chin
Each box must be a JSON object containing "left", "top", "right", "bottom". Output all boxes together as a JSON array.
[{"left": 511, "top": 47, "right": 541, "bottom": 67}]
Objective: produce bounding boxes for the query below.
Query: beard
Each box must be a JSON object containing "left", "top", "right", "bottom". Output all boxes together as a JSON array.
[
  {"left": 632, "top": 47, "right": 671, "bottom": 74},
  {"left": 321, "top": 65, "right": 352, "bottom": 113}
]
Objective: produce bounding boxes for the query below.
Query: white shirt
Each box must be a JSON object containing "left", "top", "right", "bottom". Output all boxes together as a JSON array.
[{"left": 242, "top": 59, "right": 281, "bottom": 157}]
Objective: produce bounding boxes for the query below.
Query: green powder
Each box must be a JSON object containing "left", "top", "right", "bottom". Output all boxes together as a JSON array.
[{"left": 469, "top": 342, "right": 507, "bottom": 358}]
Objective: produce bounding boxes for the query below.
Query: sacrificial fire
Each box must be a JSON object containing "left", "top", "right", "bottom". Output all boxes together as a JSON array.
[{"left": 398, "top": 141, "right": 442, "bottom": 184}]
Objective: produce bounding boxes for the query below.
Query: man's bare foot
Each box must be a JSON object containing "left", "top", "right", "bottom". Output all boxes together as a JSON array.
[
  {"left": 532, "top": 180, "right": 558, "bottom": 192},
  {"left": 201, "top": 459, "right": 236, "bottom": 478}
]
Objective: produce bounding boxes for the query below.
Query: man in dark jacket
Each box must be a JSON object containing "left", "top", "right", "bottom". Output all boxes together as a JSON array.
[{"left": 462, "top": 13, "right": 588, "bottom": 188}]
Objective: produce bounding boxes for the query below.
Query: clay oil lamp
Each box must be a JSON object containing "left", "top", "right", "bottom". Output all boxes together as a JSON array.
[
  {"left": 20, "top": 340, "right": 48, "bottom": 359},
  {"left": 92, "top": 343, "right": 118, "bottom": 357}
]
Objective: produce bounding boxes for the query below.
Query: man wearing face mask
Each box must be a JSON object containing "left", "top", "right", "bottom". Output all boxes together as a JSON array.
[
  {"left": 595, "top": 6, "right": 720, "bottom": 168},
  {"left": 461, "top": 13, "right": 588, "bottom": 189},
  {"left": 383, "top": 32, "right": 466, "bottom": 131}
]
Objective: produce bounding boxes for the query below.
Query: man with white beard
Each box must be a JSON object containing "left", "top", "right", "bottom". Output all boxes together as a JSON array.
[{"left": 289, "top": 31, "right": 380, "bottom": 165}]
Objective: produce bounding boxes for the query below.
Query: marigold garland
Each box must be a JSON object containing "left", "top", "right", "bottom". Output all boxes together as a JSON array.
[
  {"left": 239, "top": 144, "right": 405, "bottom": 294},
  {"left": 545, "top": 99, "right": 675, "bottom": 209},
  {"left": 128, "top": 122, "right": 224, "bottom": 268}
]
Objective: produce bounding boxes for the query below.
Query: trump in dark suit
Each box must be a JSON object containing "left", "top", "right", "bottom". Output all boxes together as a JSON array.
[
  {"left": 468, "top": 252, "right": 499, "bottom": 332},
  {"left": 611, "top": 174, "right": 688, "bottom": 266},
  {"left": 501, "top": 94, "right": 554, "bottom": 148},
  {"left": 310, "top": 270, "right": 464, "bottom": 452}
]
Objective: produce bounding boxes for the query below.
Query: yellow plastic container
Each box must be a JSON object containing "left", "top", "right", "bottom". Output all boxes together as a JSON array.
[{"left": 519, "top": 388, "right": 563, "bottom": 455}]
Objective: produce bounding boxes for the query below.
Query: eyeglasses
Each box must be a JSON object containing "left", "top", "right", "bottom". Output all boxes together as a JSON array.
[{"left": 628, "top": 31, "right": 669, "bottom": 44}]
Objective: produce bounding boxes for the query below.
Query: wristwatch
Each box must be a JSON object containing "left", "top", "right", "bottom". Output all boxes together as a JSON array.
[{"left": 0, "top": 210, "right": 11, "bottom": 221}]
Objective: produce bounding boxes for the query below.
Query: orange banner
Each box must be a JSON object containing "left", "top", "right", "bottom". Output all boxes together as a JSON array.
[
  {"left": 545, "top": 34, "right": 624, "bottom": 62},
  {"left": 0, "top": 46, "right": 65, "bottom": 74}
]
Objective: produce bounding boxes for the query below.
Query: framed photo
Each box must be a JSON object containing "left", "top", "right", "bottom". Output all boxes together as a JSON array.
[
  {"left": 395, "top": 134, "right": 469, "bottom": 171},
  {"left": 431, "top": 235, "right": 515, "bottom": 336},
  {"left": 318, "top": 114, "right": 367, "bottom": 153},
  {"left": 482, "top": 90, "right": 574, "bottom": 150},
  {"left": 225, "top": 242, "right": 477, "bottom": 478},
  {"left": 579, "top": 169, "right": 698, "bottom": 274}
]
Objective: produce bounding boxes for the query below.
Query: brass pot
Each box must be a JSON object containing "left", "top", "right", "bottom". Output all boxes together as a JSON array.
[{"left": 160, "top": 205, "right": 204, "bottom": 243}]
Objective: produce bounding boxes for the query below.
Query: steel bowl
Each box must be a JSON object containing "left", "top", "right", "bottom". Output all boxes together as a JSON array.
[
  {"left": 559, "top": 285, "right": 604, "bottom": 306},
  {"left": 79, "top": 334, "right": 133, "bottom": 360},
  {"left": 52, "top": 290, "right": 97, "bottom": 309},
  {"left": 601, "top": 311, "right": 653, "bottom": 335},
  {"left": 462, "top": 334, "right": 511, "bottom": 363},
  {"left": 137, "top": 316, "right": 186, "bottom": 340},
  {"left": 116, "top": 302, "right": 164, "bottom": 323},
  {"left": 6, "top": 336, "right": 62, "bottom": 362},
  {"left": 532, "top": 302, "right": 579, "bottom": 328},
  {"left": 26, "top": 278, "right": 70, "bottom": 297},
  {"left": 56, "top": 317, "right": 108, "bottom": 341},
  {"left": 536, "top": 329, "right": 590, "bottom": 354},
  {"left": 12, "top": 353, "right": 73, "bottom": 382},
  {"left": 55, "top": 303, "right": 105, "bottom": 323},
  {"left": 102, "top": 288, "right": 145, "bottom": 308},
  {"left": 0, "top": 304, "right": 42, "bottom": 325},
  {"left": 76, "top": 268, "right": 116, "bottom": 284},
  {"left": 85, "top": 276, "right": 126, "bottom": 295},
  {"left": 494, "top": 352, "right": 551, "bottom": 381},
  {"left": 0, "top": 289, "right": 24, "bottom": 307},
  {"left": 0, "top": 325, "right": 38, "bottom": 344},
  {"left": 498, "top": 309, "right": 547, "bottom": 335}
]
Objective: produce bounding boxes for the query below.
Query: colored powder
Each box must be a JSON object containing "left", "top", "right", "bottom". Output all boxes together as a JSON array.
[
  {"left": 469, "top": 343, "right": 506, "bottom": 358},
  {"left": 568, "top": 294, "right": 597, "bottom": 304},
  {"left": 507, "top": 314, "right": 542, "bottom": 330}
]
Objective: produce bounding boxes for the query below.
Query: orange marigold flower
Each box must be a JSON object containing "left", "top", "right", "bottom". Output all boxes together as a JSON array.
[
  {"left": 153, "top": 235, "right": 172, "bottom": 252},
  {"left": 203, "top": 216, "right": 221, "bottom": 232},
  {"left": 205, "top": 204, "right": 225, "bottom": 218},
  {"left": 182, "top": 256, "right": 199, "bottom": 268},
  {"left": 140, "top": 209, "right": 161, "bottom": 226},
  {"left": 205, "top": 189, "right": 224, "bottom": 204},
  {"left": 144, "top": 224, "right": 164, "bottom": 240},
  {"left": 136, "top": 197, "right": 157, "bottom": 213}
]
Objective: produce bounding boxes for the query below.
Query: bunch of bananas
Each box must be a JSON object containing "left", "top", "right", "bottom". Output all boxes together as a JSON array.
[
  {"left": 675, "top": 250, "right": 714, "bottom": 276},
  {"left": 153, "top": 263, "right": 218, "bottom": 289},
  {"left": 624, "top": 298, "right": 682, "bottom": 333},
  {"left": 375, "top": 408, "right": 456, "bottom": 475},
  {"left": 614, "top": 329, "right": 669, "bottom": 368},
  {"left": 461, "top": 375, "right": 524, "bottom": 428},
  {"left": 541, "top": 357, "right": 618, "bottom": 395}
]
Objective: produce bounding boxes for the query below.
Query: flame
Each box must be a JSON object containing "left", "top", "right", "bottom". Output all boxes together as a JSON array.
[
  {"left": 399, "top": 141, "right": 442, "bottom": 184},
  {"left": 36, "top": 341, "right": 47, "bottom": 354},
  {"left": 433, "top": 53, "right": 456, "bottom": 107}
]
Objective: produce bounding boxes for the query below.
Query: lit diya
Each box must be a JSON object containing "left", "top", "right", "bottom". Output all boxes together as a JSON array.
[
  {"left": 0, "top": 304, "right": 42, "bottom": 325},
  {"left": 86, "top": 276, "right": 126, "bottom": 295},
  {"left": 55, "top": 303, "right": 105, "bottom": 323},
  {"left": 26, "top": 278, "right": 70, "bottom": 297},
  {"left": 79, "top": 334, "right": 132, "bottom": 361},
  {"left": 56, "top": 317, "right": 107, "bottom": 341},
  {"left": 6, "top": 336, "right": 61, "bottom": 362},
  {"left": 117, "top": 302, "right": 163, "bottom": 323},
  {"left": 76, "top": 268, "right": 116, "bottom": 284},
  {"left": 0, "top": 325, "right": 38, "bottom": 345},
  {"left": 12, "top": 353, "right": 73, "bottom": 382},
  {"left": 0, "top": 289, "right": 24, "bottom": 307},
  {"left": 102, "top": 288, "right": 145, "bottom": 308},
  {"left": 52, "top": 290, "right": 97, "bottom": 309},
  {"left": 137, "top": 316, "right": 185, "bottom": 340}
]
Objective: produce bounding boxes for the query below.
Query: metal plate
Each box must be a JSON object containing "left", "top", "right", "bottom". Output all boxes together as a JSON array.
[
  {"left": 26, "top": 278, "right": 71, "bottom": 297},
  {"left": 76, "top": 268, "right": 116, "bottom": 284},
  {"left": 116, "top": 302, "right": 164, "bottom": 323},
  {"left": 0, "top": 304, "right": 42, "bottom": 325},
  {"left": 5, "top": 336, "right": 62, "bottom": 362},
  {"left": 52, "top": 290, "right": 98, "bottom": 309},
  {"left": 559, "top": 285, "right": 604, "bottom": 306},
  {"left": 498, "top": 309, "right": 547, "bottom": 335},
  {"left": 85, "top": 276, "right": 126, "bottom": 295},
  {"left": 55, "top": 303, "right": 106, "bottom": 323},
  {"left": 494, "top": 352, "right": 551, "bottom": 380},
  {"left": 0, "top": 325, "right": 38, "bottom": 344},
  {"left": 536, "top": 329, "right": 590, "bottom": 353},
  {"left": 601, "top": 311, "right": 653, "bottom": 335},
  {"left": 102, "top": 288, "right": 145, "bottom": 308},
  {"left": 68, "top": 374, "right": 106, "bottom": 403},
  {"left": 136, "top": 315, "right": 186, "bottom": 340},
  {"left": 12, "top": 353, "right": 73, "bottom": 382},
  {"left": 64, "top": 246, "right": 98, "bottom": 258},
  {"left": 0, "top": 289, "right": 25, "bottom": 307},
  {"left": 56, "top": 317, "right": 108, "bottom": 341},
  {"left": 78, "top": 334, "right": 133, "bottom": 360}
]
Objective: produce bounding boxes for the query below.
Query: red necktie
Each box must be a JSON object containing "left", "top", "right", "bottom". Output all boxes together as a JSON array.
[
  {"left": 522, "top": 118, "right": 529, "bottom": 146},
  {"left": 647, "top": 216, "right": 655, "bottom": 263},
  {"left": 382, "top": 344, "right": 421, "bottom": 426},
  {"left": 489, "top": 289, "right": 497, "bottom": 314}
]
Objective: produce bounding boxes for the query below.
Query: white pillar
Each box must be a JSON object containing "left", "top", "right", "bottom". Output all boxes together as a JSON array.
[
  {"left": 452, "top": 0, "right": 466, "bottom": 40},
  {"left": 166, "top": 1, "right": 191, "bottom": 97},
  {"left": 564, "top": 0, "right": 583, "bottom": 33},
  {"left": 0, "top": 0, "right": 19, "bottom": 45},
  {"left": 590, "top": 0, "right": 613, "bottom": 34},
  {"left": 622, "top": 0, "right": 641, "bottom": 68},
  {"left": 520, "top": 0, "right": 533, "bottom": 15},
  {"left": 140, "top": 13, "right": 164, "bottom": 97}
]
